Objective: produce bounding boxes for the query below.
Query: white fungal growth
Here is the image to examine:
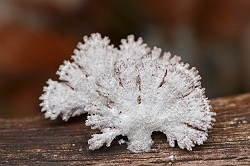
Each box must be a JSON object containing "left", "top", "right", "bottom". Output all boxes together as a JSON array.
[
  {"left": 40, "top": 33, "right": 149, "bottom": 121},
  {"left": 40, "top": 33, "right": 216, "bottom": 153},
  {"left": 85, "top": 48, "right": 216, "bottom": 153},
  {"left": 168, "top": 155, "right": 175, "bottom": 161}
]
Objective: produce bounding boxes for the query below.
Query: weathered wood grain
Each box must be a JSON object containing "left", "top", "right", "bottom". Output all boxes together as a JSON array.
[{"left": 0, "top": 94, "right": 250, "bottom": 165}]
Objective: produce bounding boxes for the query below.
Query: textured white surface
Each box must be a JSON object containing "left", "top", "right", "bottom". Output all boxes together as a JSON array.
[
  {"left": 40, "top": 33, "right": 215, "bottom": 153},
  {"left": 85, "top": 48, "right": 215, "bottom": 153},
  {"left": 168, "top": 155, "right": 175, "bottom": 161},
  {"left": 40, "top": 33, "right": 149, "bottom": 121}
]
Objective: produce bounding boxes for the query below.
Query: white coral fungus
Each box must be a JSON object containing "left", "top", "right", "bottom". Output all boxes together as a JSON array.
[
  {"left": 40, "top": 33, "right": 216, "bottom": 153},
  {"left": 40, "top": 33, "right": 149, "bottom": 121}
]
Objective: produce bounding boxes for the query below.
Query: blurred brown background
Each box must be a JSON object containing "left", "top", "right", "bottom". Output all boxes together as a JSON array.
[{"left": 0, "top": 0, "right": 250, "bottom": 118}]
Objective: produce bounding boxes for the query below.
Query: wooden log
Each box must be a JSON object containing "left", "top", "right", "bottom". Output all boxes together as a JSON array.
[{"left": 0, "top": 94, "right": 250, "bottom": 165}]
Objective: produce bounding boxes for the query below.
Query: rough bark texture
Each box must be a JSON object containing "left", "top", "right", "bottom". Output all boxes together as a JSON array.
[{"left": 0, "top": 94, "right": 250, "bottom": 165}]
